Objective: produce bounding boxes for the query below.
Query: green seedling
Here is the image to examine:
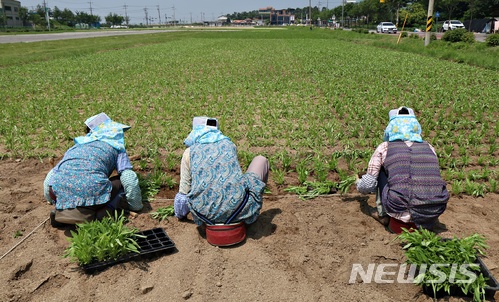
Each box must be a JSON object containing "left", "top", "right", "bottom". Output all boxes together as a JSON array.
[
  {"left": 285, "top": 181, "right": 336, "bottom": 200},
  {"left": 150, "top": 206, "right": 175, "bottom": 222},
  {"left": 337, "top": 175, "right": 357, "bottom": 195}
]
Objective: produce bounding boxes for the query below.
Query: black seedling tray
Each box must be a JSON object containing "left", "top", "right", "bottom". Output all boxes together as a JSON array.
[
  {"left": 422, "top": 256, "right": 499, "bottom": 299},
  {"left": 477, "top": 257, "right": 499, "bottom": 295},
  {"left": 82, "top": 228, "right": 176, "bottom": 274}
]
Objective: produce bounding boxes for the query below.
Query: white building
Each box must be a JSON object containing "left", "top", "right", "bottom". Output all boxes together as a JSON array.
[{"left": 1, "top": 0, "right": 22, "bottom": 27}]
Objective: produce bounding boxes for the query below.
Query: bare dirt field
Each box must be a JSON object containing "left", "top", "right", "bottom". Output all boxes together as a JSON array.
[{"left": 1, "top": 158, "right": 498, "bottom": 302}]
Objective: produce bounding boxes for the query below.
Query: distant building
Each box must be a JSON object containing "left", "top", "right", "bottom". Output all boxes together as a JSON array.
[
  {"left": 0, "top": 0, "right": 22, "bottom": 27},
  {"left": 270, "top": 8, "right": 295, "bottom": 25},
  {"left": 258, "top": 6, "right": 295, "bottom": 25},
  {"left": 231, "top": 18, "right": 256, "bottom": 26}
]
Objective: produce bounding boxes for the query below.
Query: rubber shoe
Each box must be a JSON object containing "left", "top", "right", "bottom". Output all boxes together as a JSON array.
[
  {"left": 370, "top": 209, "right": 390, "bottom": 226},
  {"left": 50, "top": 210, "right": 68, "bottom": 228}
]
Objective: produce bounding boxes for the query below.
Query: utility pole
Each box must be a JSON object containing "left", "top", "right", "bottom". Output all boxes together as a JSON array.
[
  {"left": 144, "top": 8, "right": 148, "bottom": 26},
  {"left": 172, "top": 5, "right": 176, "bottom": 27},
  {"left": 157, "top": 5, "right": 161, "bottom": 26},
  {"left": 88, "top": 1, "right": 93, "bottom": 16},
  {"left": 342, "top": 0, "right": 344, "bottom": 28},
  {"left": 308, "top": 0, "right": 311, "bottom": 26},
  {"left": 124, "top": 5, "right": 129, "bottom": 26},
  {"left": 424, "top": 0, "right": 435, "bottom": 46},
  {"left": 190, "top": 12, "right": 192, "bottom": 24},
  {"left": 43, "top": 0, "right": 50, "bottom": 31}
]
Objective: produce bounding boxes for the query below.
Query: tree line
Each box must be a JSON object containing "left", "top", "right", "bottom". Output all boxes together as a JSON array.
[
  {"left": 7, "top": 5, "right": 126, "bottom": 28},
  {"left": 228, "top": 0, "right": 498, "bottom": 28}
]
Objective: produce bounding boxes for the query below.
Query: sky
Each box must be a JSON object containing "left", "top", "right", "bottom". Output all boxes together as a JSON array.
[{"left": 19, "top": 0, "right": 345, "bottom": 24}]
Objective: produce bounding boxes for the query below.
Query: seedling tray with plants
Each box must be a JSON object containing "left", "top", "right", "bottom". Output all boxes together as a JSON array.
[
  {"left": 81, "top": 228, "right": 176, "bottom": 274},
  {"left": 421, "top": 257, "right": 499, "bottom": 299},
  {"left": 397, "top": 228, "right": 498, "bottom": 302},
  {"left": 64, "top": 213, "right": 176, "bottom": 274}
]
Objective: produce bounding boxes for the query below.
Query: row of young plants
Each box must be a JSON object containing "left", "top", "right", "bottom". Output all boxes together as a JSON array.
[{"left": 0, "top": 28, "right": 497, "bottom": 197}]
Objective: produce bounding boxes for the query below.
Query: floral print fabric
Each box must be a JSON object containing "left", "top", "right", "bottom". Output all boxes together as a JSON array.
[{"left": 383, "top": 116, "right": 423, "bottom": 143}]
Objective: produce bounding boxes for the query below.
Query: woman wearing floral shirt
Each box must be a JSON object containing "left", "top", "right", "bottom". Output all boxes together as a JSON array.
[
  {"left": 43, "top": 113, "right": 142, "bottom": 226},
  {"left": 173, "top": 117, "right": 269, "bottom": 226}
]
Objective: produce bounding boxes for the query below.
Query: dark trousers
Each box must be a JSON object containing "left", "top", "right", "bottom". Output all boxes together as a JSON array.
[
  {"left": 51, "top": 176, "right": 125, "bottom": 224},
  {"left": 375, "top": 167, "right": 388, "bottom": 217}
]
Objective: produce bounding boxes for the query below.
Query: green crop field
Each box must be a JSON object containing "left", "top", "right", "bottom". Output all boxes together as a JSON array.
[{"left": 1, "top": 28, "right": 498, "bottom": 197}]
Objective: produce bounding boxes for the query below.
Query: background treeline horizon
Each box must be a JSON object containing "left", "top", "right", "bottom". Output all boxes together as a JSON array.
[{"left": 4, "top": 0, "right": 499, "bottom": 29}]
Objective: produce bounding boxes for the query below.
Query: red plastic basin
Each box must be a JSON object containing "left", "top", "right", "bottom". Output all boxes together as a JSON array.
[
  {"left": 205, "top": 222, "right": 246, "bottom": 247},
  {"left": 388, "top": 217, "right": 417, "bottom": 234}
]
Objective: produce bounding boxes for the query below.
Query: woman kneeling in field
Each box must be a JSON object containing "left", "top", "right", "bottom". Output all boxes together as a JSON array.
[
  {"left": 356, "top": 106, "right": 449, "bottom": 229},
  {"left": 173, "top": 117, "right": 269, "bottom": 226},
  {"left": 43, "top": 113, "right": 142, "bottom": 227}
]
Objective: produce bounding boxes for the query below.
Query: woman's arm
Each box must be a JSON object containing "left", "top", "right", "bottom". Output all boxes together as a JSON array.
[
  {"left": 43, "top": 169, "right": 55, "bottom": 204},
  {"left": 357, "top": 142, "right": 387, "bottom": 194},
  {"left": 174, "top": 148, "right": 191, "bottom": 219},
  {"left": 117, "top": 152, "right": 143, "bottom": 211}
]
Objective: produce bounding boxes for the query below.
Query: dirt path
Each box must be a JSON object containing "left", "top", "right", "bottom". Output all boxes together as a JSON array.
[{"left": 0, "top": 159, "right": 498, "bottom": 301}]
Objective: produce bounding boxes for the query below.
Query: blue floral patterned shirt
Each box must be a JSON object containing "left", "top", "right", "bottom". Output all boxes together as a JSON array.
[{"left": 44, "top": 141, "right": 142, "bottom": 211}]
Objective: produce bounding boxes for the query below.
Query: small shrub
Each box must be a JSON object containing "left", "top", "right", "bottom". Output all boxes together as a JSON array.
[
  {"left": 485, "top": 33, "right": 499, "bottom": 47},
  {"left": 400, "top": 31, "right": 408, "bottom": 38},
  {"left": 442, "top": 29, "right": 475, "bottom": 43},
  {"left": 409, "top": 33, "right": 420, "bottom": 39}
]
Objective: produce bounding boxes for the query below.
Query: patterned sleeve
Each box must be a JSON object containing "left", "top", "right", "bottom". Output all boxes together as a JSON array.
[
  {"left": 117, "top": 152, "right": 133, "bottom": 173},
  {"left": 179, "top": 148, "right": 191, "bottom": 195},
  {"left": 356, "top": 173, "right": 378, "bottom": 194},
  {"left": 174, "top": 192, "right": 190, "bottom": 219},
  {"left": 356, "top": 142, "right": 387, "bottom": 194},
  {"left": 366, "top": 142, "right": 388, "bottom": 177},
  {"left": 119, "top": 169, "right": 143, "bottom": 211},
  {"left": 43, "top": 168, "right": 55, "bottom": 204}
]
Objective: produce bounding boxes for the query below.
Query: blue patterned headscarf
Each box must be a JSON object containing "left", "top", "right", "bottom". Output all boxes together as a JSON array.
[
  {"left": 184, "top": 125, "right": 230, "bottom": 147},
  {"left": 74, "top": 119, "right": 128, "bottom": 152},
  {"left": 383, "top": 115, "right": 423, "bottom": 143}
]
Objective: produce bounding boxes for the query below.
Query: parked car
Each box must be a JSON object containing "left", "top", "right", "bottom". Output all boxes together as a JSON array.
[
  {"left": 442, "top": 20, "right": 465, "bottom": 31},
  {"left": 376, "top": 22, "right": 397, "bottom": 34}
]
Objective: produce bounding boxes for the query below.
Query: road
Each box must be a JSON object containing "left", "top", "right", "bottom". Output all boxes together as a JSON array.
[{"left": 0, "top": 29, "right": 178, "bottom": 44}]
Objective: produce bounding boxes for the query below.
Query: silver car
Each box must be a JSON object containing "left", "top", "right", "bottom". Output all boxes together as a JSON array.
[{"left": 376, "top": 22, "right": 397, "bottom": 34}]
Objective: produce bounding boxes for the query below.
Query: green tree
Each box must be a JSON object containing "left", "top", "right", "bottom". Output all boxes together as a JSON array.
[
  {"left": 464, "top": 0, "right": 499, "bottom": 19},
  {"left": 399, "top": 2, "right": 427, "bottom": 28},
  {"left": 0, "top": 8, "right": 5, "bottom": 29},
  {"left": 105, "top": 13, "right": 125, "bottom": 26},
  {"left": 52, "top": 6, "right": 75, "bottom": 26},
  {"left": 436, "top": 0, "right": 467, "bottom": 20},
  {"left": 75, "top": 11, "right": 101, "bottom": 26},
  {"left": 19, "top": 6, "right": 30, "bottom": 26},
  {"left": 356, "top": 0, "right": 384, "bottom": 25}
]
